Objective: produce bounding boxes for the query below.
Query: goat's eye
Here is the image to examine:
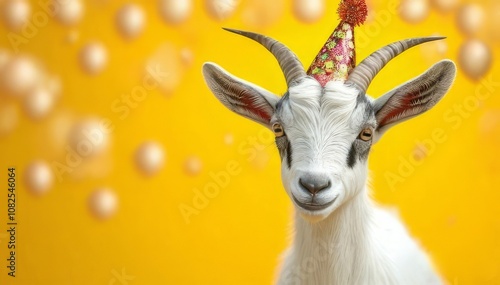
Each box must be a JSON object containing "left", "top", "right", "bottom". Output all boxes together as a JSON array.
[
  {"left": 272, "top": 123, "right": 285, "bottom": 137},
  {"left": 359, "top": 128, "right": 373, "bottom": 141}
]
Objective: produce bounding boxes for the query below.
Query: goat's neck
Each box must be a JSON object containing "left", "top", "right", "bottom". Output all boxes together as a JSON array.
[
  {"left": 294, "top": 187, "right": 374, "bottom": 260},
  {"left": 287, "top": 187, "right": 393, "bottom": 284}
]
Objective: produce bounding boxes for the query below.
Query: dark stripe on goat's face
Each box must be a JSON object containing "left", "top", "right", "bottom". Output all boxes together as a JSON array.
[
  {"left": 286, "top": 139, "right": 293, "bottom": 168},
  {"left": 274, "top": 93, "right": 293, "bottom": 169},
  {"left": 276, "top": 136, "right": 292, "bottom": 169},
  {"left": 347, "top": 140, "right": 372, "bottom": 168},
  {"left": 347, "top": 143, "right": 357, "bottom": 168}
]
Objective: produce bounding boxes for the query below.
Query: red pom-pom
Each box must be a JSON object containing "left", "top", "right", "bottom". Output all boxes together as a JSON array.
[{"left": 337, "top": 0, "right": 368, "bottom": 26}]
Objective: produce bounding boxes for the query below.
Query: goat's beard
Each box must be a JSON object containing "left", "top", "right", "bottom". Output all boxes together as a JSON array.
[
  {"left": 300, "top": 212, "right": 328, "bottom": 223},
  {"left": 297, "top": 208, "right": 332, "bottom": 223}
]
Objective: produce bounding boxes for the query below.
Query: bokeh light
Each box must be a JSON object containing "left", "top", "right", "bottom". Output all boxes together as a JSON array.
[
  {"left": 1, "top": 0, "right": 30, "bottom": 31},
  {"left": 1, "top": 55, "right": 40, "bottom": 97},
  {"left": 24, "top": 160, "right": 53, "bottom": 196},
  {"left": 79, "top": 42, "right": 108, "bottom": 75},
  {"left": 399, "top": 0, "right": 429, "bottom": 24},
  {"left": 88, "top": 187, "right": 118, "bottom": 219},
  {"left": 184, "top": 155, "right": 203, "bottom": 176},
  {"left": 54, "top": 0, "right": 84, "bottom": 26},
  {"left": 115, "top": 3, "right": 145, "bottom": 40},
  {"left": 293, "top": 0, "right": 325, "bottom": 23},
  {"left": 458, "top": 39, "right": 492, "bottom": 80},
  {"left": 431, "top": 0, "right": 458, "bottom": 13},
  {"left": 134, "top": 141, "right": 165, "bottom": 176},
  {"left": 158, "top": 0, "right": 193, "bottom": 25},
  {"left": 456, "top": 3, "right": 485, "bottom": 37},
  {"left": 22, "top": 85, "right": 57, "bottom": 119},
  {"left": 241, "top": 0, "right": 285, "bottom": 28},
  {"left": 205, "top": 0, "right": 240, "bottom": 21}
]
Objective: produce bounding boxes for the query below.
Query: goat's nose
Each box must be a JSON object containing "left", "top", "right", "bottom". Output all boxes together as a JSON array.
[{"left": 299, "top": 175, "right": 331, "bottom": 195}]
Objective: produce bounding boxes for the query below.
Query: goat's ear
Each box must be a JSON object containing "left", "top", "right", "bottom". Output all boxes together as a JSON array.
[
  {"left": 202, "top": 62, "right": 280, "bottom": 128},
  {"left": 373, "top": 60, "right": 456, "bottom": 140}
]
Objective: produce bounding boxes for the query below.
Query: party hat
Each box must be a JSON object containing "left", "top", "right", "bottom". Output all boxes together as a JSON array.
[{"left": 307, "top": 0, "right": 368, "bottom": 86}]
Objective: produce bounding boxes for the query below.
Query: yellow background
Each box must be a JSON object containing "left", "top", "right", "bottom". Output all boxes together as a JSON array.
[{"left": 0, "top": 0, "right": 499, "bottom": 284}]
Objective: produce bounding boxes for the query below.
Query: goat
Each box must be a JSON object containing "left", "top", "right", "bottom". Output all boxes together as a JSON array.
[{"left": 202, "top": 10, "right": 456, "bottom": 285}]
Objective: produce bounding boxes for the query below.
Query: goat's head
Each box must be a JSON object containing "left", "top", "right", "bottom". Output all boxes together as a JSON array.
[{"left": 202, "top": 28, "right": 456, "bottom": 222}]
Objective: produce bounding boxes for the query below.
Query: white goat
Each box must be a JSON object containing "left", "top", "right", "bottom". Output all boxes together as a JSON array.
[{"left": 202, "top": 28, "right": 456, "bottom": 285}]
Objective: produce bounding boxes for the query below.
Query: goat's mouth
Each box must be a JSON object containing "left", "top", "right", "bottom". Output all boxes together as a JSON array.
[{"left": 292, "top": 195, "right": 337, "bottom": 212}]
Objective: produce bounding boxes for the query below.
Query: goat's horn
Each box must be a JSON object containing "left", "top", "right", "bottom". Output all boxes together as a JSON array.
[
  {"left": 346, "top": 37, "right": 446, "bottom": 93},
  {"left": 223, "top": 28, "right": 306, "bottom": 87}
]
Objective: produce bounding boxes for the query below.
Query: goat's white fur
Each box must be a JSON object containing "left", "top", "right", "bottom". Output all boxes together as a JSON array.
[
  {"left": 202, "top": 59, "right": 456, "bottom": 285},
  {"left": 274, "top": 80, "right": 442, "bottom": 285},
  {"left": 277, "top": 193, "right": 442, "bottom": 285}
]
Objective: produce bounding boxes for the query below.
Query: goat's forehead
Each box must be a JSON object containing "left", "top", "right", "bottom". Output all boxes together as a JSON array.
[{"left": 275, "top": 79, "right": 373, "bottom": 126}]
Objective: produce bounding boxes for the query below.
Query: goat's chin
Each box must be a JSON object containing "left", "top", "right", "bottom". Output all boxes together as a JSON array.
[
  {"left": 297, "top": 209, "right": 333, "bottom": 223},
  {"left": 299, "top": 212, "right": 328, "bottom": 223}
]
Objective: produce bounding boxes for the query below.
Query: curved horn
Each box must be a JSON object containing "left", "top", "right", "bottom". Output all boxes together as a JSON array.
[
  {"left": 223, "top": 28, "right": 306, "bottom": 87},
  {"left": 346, "top": 37, "right": 446, "bottom": 93}
]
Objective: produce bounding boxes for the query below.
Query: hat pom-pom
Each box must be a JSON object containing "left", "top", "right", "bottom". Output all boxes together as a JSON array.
[{"left": 337, "top": 0, "right": 368, "bottom": 26}]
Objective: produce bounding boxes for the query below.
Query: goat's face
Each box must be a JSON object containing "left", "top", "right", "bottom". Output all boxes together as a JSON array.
[
  {"left": 203, "top": 32, "right": 456, "bottom": 222},
  {"left": 272, "top": 79, "right": 375, "bottom": 221}
]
